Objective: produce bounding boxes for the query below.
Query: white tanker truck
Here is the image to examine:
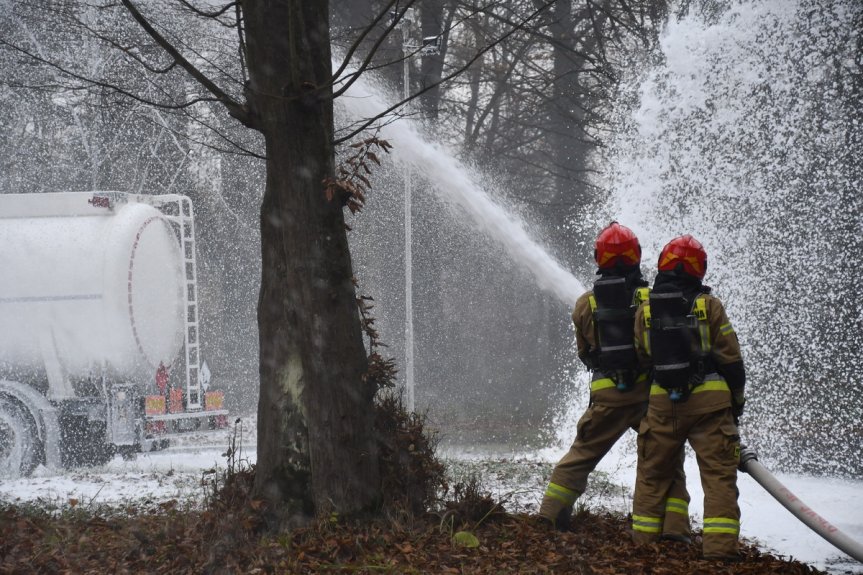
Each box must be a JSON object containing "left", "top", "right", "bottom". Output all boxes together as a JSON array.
[{"left": 0, "top": 192, "right": 228, "bottom": 478}]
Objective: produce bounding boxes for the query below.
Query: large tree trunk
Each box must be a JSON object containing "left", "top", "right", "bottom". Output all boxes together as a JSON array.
[{"left": 244, "top": 0, "right": 380, "bottom": 525}]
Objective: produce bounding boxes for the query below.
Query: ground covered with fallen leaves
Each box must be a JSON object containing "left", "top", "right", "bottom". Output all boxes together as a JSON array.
[
  {"left": 0, "top": 407, "right": 837, "bottom": 574},
  {"left": 0, "top": 501, "right": 826, "bottom": 574}
]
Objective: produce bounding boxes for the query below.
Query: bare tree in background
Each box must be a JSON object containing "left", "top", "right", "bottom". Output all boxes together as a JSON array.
[{"left": 440, "top": 0, "right": 667, "bottom": 252}]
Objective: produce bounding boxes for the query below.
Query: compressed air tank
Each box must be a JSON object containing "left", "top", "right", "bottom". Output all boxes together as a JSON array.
[{"left": 0, "top": 192, "right": 185, "bottom": 385}]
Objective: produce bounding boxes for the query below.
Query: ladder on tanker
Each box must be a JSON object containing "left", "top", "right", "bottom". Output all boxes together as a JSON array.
[
  {"left": 177, "top": 197, "right": 203, "bottom": 410},
  {"left": 144, "top": 194, "right": 203, "bottom": 411}
]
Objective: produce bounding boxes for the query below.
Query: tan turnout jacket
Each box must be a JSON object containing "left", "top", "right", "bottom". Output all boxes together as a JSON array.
[{"left": 633, "top": 293, "right": 742, "bottom": 415}]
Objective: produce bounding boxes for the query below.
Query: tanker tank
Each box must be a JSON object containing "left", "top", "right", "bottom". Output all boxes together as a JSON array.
[{"left": 0, "top": 192, "right": 185, "bottom": 389}]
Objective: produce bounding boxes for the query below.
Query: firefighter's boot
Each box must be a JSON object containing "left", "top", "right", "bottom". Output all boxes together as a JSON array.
[
  {"left": 539, "top": 482, "right": 579, "bottom": 531},
  {"left": 661, "top": 491, "right": 691, "bottom": 544}
]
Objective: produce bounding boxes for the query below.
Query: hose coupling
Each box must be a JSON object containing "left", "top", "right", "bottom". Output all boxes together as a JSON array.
[{"left": 739, "top": 443, "right": 759, "bottom": 472}]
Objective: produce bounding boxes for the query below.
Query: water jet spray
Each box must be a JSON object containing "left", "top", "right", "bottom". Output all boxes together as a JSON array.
[
  {"left": 338, "top": 67, "right": 586, "bottom": 306},
  {"left": 338, "top": 57, "right": 587, "bottom": 412}
]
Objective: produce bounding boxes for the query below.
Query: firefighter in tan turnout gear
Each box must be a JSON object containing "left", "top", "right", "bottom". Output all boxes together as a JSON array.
[
  {"left": 631, "top": 235, "right": 746, "bottom": 561},
  {"left": 540, "top": 223, "right": 689, "bottom": 538}
]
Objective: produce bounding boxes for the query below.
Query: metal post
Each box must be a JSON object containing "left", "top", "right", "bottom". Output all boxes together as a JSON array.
[{"left": 402, "top": 19, "right": 415, "bottom": 413}]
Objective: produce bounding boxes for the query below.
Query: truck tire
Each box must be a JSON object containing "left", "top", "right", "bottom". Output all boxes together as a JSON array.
[{"left": 0, "top": 395, "right": 41, "bottom": 478}]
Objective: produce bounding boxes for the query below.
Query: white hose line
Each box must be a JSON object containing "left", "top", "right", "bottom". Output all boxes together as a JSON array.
[{"left": 740, "top": 448, "right": 863, "bottom": 563}]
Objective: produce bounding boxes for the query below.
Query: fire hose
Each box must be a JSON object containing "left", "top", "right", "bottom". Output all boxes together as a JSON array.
[{"left": 739, "top": 445, "right": 863, "bottom": 563}]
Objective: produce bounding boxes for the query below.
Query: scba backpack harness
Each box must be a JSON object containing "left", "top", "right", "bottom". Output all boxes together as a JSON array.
[
  {"left": 588, "top": 277, "right": 650, "bottom": 392},
  {"left": 642, "top": 291, "right": 712, "bottom": 402}
]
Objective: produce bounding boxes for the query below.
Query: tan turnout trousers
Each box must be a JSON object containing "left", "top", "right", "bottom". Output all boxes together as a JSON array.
[
  {"left": 540, "top": 399, "right": 691, "bottom": 538},
  {"left": 632, "top": 404, "right": 740, "bottom": 557},
  {"left": 540, "top": 289, "right": 690, "bottom": 535}
]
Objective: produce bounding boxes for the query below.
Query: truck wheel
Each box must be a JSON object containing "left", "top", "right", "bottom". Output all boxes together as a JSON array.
[{"left": 0, "top": 396, "right": 40, "bottom": 479}]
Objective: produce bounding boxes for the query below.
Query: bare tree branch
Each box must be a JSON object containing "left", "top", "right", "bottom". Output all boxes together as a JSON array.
[
  {"left": 144, "top": 105, "right": 266, "bottom": 160},
  {"left": 330, "top": 0, "right": 482, "bottom": 94},
  {"left": 585, "top": 0, "right": 609, "bottom": 64},
  {"left": 175, "top": 0, "right": 237, "bottom": 19},
  {"left": 0, "top": 36, "right": 219, "bottom": 111},
  {"left": 330, "top": 0, "right": 404, "bottom": 93},
  {"left": 120, "top": 0, "right": 251, "bottom": 125},
  {"left": 466, "top": 39, "right": 529, "bottom": 148},
  {"left": 333, "top": 0, "right": 556, "bottom": 146},
  {"left": 235, "top": 2, "right": 247, "bottom": 84},
  {"left": 469, "top": 1, "right": 603, "bottom": 68}
]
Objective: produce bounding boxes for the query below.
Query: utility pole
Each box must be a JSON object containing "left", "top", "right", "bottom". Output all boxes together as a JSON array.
[
  {"left": 402, "top": 13, "right": 416, "bottom": 412},
  {"left": 400, "top": 9, "right": 415, "bottom": 413},
  {"left": 393, "top": 8, "right": 442, "bottom": 413}
]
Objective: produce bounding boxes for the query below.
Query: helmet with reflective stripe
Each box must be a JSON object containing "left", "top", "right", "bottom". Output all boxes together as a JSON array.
[
  {"left": 594, "top": 221, "right": 641, "bottom": 269},
  {"left": 658, "top": 235, "right": 707, "bottom": 279}
]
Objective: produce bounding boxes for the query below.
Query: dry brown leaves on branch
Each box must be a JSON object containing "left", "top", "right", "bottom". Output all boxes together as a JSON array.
[
  {"left": 323, "top": 136, "right": 393, "bottom": 215},
  {"left": 352, "top": 276, "right": 398, "bottom": 393}
]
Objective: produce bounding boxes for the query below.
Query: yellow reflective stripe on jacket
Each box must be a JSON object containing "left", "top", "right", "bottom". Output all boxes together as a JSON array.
[
  {"left": 693, "top": 297, "right": 707, "bottom": 320},
  {"left": 650, "top": 379, "right": 730, "bottom": 396},
  {"left": 703, "top": 517, "right": 740, "bottom": 535},
  {"left": 694, "top": 296, "right": 710, "bottom": 352},
  {"left": 642, "top": 304, "right": 652, "bottom": 354},
  {"left": 545, "top": 482, "right": 579, "bottom": 506},
  {"left": 590, "top": 378, "right": 616, "bottom": 392},
  {"left": 632, "top": 514, "right": 663, "bottom": 533},
  {"left": 720, "top": 322, "right": 735, "bottom": 336},
  {"left": 591, "top": 371, "right": 646, "bottom": 392},
  {"left": 665, "top": 497, "right": 689, "bottom": 516},
  {"left": 588, "top": 294, "right": 597, "bottom": 312}
]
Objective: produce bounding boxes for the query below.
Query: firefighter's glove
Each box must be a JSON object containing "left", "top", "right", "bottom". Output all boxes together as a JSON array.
[
  {"left": 579, "top": 349, "right": 601, "bottom": 372},
  {"left": 731, "top": 391, "right": 746, "bottom": 425}
]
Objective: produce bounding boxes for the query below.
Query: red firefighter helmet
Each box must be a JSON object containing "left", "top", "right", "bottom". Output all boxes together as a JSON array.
[
  {"left": 657, "top": 235, "right": 707, "bottom": 279},
  {"left": 594, "top": 222, "right": 641, "bottom": 269}
]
